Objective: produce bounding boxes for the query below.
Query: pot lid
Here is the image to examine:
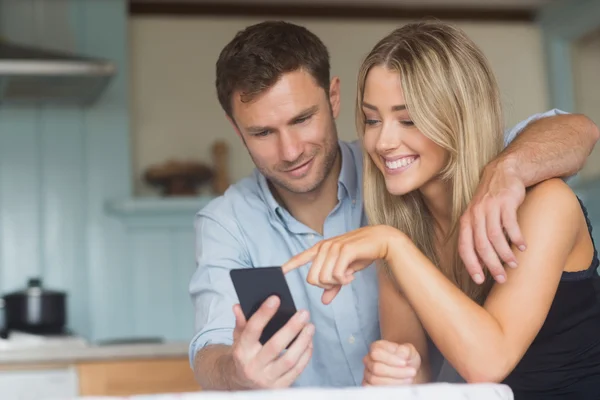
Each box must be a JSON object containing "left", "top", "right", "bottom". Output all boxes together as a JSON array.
[{"left": 4, "top": 278, "right": 66, "bottom": 297}]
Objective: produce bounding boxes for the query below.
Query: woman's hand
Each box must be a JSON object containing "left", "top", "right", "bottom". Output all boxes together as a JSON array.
[
  {"left": 282, "top": 225, "right": 404, "bottom": 304},
  {"left": 363, "top": 341, "right": 421, "bottom": 386}
]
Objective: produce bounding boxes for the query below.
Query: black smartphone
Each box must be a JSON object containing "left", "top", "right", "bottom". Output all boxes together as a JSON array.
[{"left": 230, "top": 266, "right": 298, "bottom": 346}]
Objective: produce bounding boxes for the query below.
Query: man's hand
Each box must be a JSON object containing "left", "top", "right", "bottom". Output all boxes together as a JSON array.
[
  {"left": 231, "top": 295, "right": 314, "bottom": 389},
  {"left": 459, "top": 159, "right": 527, "bottom": 285},
  {"left": 362, "top": 341, "right": 420, "bottom": 386}
]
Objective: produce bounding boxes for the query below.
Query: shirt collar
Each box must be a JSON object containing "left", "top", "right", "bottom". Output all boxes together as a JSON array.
[{"left": 337, "top": 140, "right": 359, "bottom": 204}]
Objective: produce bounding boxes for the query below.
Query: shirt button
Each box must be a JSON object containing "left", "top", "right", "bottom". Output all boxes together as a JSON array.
[
  {"left": 352, "top": 199, "right": 356, "bottom": 205},
  {"left": 348, "top": 335, "right": 355, "bottom": 344}
]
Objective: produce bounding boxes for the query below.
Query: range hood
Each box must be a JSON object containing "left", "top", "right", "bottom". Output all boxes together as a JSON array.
[{"left": 0, "top": 39, "right": 116, "bottom": 106}]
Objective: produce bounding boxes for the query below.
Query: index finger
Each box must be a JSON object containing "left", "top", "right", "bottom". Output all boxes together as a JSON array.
[{"left": 282, "top": 246, "right": 319, "bottom": 274}]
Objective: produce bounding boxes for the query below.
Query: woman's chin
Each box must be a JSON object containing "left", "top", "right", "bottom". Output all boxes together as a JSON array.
[{"left": 385, "top": 182, "right": 415, "bottom": 197}]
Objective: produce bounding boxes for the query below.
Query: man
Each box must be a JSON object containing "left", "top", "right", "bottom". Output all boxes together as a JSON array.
[{"left": 189, "top": 21, "right": 599, "bottom": 390}]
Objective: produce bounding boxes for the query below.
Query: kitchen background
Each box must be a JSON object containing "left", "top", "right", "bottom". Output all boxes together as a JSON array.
[{"left": 0, "top": 0, "right": 598, "bottom": 357}]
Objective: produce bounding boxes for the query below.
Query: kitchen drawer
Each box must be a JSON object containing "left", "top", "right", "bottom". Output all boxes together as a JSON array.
[
  {"left": 77, "top": 357, "right": 200, "bottom": 396},
  {"left": 0, "top": 365, "right": 78, "bottom": 400}
]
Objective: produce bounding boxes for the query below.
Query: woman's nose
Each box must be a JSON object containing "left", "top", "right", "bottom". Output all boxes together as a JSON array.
[{"left": 376, "top": 122, "right": 402, "bottom": 154}]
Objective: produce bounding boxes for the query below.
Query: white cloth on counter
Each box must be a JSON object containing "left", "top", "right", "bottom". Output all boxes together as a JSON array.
[{"left": 65, "top": 383, "right": 513, "bottom": 400}]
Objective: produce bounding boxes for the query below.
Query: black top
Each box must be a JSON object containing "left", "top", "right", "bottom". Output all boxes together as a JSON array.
[{"left": 502, "top": 198, "right": 600, "bottom": 399}]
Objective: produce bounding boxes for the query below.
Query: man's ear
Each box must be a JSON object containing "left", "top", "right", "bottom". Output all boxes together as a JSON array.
[
  {"left": 227, "top": 115, "right": 242, "bottom": 139},
  {"left": 329, "top": 76, "right": 341, "bottom": 119}
]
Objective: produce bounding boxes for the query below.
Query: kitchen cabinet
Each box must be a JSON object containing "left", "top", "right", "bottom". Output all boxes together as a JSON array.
[
  {"left": 0, "top": 343, "right": 202, "bottom": 398},
  {"left": 0, "top": 364, "right": 78, "bottom": 400},
  {"left": 77, "top": 356, "right": 200, "bottom": 396}
]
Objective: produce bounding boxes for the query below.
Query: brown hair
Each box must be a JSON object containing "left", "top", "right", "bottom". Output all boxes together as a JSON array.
[{"left": 216, "top": 21, "right": 331, "bottom": 118}]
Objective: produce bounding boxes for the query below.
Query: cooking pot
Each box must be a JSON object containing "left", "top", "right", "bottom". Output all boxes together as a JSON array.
[{"left": 2, "top": 278, "right": 67, "bottom": 335}]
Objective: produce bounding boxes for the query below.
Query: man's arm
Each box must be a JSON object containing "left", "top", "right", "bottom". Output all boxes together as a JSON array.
[
  {"left": 459, "top": 110, "right": 600, "bottom": 284},
  {"left": 501, "top": 110, "right": 599, "bottom": 185},
  {"left": 194, "top": 344, "right": 239, "bottom": 390},
  {"left": 190, "top": 210, "right": 313, "bottom": 390},
  {"left": 189, "top": 211, "right": 249, "bottom": 389}
]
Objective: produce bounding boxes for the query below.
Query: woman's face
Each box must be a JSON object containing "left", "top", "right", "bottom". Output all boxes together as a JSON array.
[{"left": 361, "top": 66, "right": 448, "bottom": 196}]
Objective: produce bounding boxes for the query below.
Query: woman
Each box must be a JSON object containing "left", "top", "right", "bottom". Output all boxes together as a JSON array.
[{"left": 282, "top": 21, "right": 600, "bottom": 398}]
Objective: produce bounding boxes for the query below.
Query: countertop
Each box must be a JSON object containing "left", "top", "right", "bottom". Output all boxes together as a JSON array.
[
  {"left": 70, "top": 384, "right": 514, "bottom": 400},
  {"left": 0, "top": 340, "right": 189, "bottom": 366}
]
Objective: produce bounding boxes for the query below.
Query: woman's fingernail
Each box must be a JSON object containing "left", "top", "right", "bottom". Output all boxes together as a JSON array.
[
  {"left": 508, "top": 262, "right": 518, "bottom": 268},
  {"left": 496, "top": 274, "right": 506, "bottom": 283},
  {"left": 406, "top": 368, "right": 417, "bottom": 376},
  {"left": 519, "top": 245, "right": 526, "bottom": 252},
  {"left": 474, "top": 274, "right": 484, "bottom": 284}
]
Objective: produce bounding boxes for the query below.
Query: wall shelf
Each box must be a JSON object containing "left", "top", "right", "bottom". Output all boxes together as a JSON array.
[{"left": 105, "top": 195, "right": 215, "bottom": 228}]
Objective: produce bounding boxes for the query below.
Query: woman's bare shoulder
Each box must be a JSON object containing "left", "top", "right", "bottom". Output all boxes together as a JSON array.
[{"left": 519, "top": 178, "right": 582, "bottom": 234}]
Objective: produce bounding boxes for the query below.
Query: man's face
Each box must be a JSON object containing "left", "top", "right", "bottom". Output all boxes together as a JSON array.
[{"left": 230, "top": 69, "right": 341, "bottom": 195}]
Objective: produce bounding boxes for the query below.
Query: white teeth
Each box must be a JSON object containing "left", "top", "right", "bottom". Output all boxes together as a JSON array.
[{"left": 385, "top": 156, "right": 416, "bottom": 170}]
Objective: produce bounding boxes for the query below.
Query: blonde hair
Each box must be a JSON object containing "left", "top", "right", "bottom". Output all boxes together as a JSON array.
[{"left": 356, "top": 21, "right": 504, "bottom": 304}]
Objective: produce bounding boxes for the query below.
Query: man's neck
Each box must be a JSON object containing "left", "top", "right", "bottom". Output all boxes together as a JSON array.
[{"left": 272, "top": 149, "right": 342, "bottom": 235}]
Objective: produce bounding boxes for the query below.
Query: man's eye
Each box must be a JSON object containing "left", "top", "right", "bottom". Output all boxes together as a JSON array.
[{"left": 295, "top": 115, "right": 311, "bottom": 124}]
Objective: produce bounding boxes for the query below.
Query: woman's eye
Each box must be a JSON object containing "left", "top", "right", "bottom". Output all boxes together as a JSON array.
[
  {"left": 365, "top": 119, "right": 380, "bottom": 126},
  {"left": 400, "top": 120, "right": 414, "bottom": 127}
]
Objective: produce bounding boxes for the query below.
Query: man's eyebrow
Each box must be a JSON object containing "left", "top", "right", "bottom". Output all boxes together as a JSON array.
[
  {"left": 245, "top": 105, "right": 319, "bottom": 133},
  {"left": 288, "top": 105, "right": 319, "bottom": 124},
  {"left": 245, "top": 124, "right": 271, "bottom": 134}
]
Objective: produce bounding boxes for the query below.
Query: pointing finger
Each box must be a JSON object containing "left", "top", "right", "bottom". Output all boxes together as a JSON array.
[{"left": 282, "top": 246, "right": 319, "bottom": 274}]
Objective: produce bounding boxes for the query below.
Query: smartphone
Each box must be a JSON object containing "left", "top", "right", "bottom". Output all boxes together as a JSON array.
[{"left": 230, "top": 266, "right": 298, "bottom": 346}]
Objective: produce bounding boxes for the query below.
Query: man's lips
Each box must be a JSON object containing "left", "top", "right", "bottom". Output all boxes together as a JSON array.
[
  {"left": 283, "top": 158, "right": 314, "bottom": 177},
  {"left": 284, "top": 159, "right": 312, "bottom": 172}
]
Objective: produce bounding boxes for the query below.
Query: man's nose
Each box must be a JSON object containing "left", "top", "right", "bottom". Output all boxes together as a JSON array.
[{"left": 279, "top": 132, "right": 303, "bottom": 162}]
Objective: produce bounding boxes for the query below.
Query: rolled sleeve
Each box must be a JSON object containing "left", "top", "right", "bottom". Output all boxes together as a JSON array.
[
  {"left": 188, "top": 210, "right": 251, "bottom": 367},
  {"left": 504, "top": 108, "right": 568, "bottom": 147}
]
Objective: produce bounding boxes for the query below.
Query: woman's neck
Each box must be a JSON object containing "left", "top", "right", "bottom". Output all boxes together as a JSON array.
[{"left": 419, "top": 178, "right": 454, "bottom": 239}]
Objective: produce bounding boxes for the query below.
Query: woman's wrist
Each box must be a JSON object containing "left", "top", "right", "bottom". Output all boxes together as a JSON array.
[{"left": 383, "top": 226, "right": 410, "bottom": 265}]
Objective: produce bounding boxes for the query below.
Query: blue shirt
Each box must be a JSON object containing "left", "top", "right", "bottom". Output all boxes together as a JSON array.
[{"left": 189, "top": 109, "right": 567, "bottom": 387}]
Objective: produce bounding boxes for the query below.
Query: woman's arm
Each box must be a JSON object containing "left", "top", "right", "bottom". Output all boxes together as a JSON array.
[
  {"left": 378, "top": 263, "right": 431, "bottom": 384},
  {"left": 386, "top": 178, "right": 585, "bottom": 383}
]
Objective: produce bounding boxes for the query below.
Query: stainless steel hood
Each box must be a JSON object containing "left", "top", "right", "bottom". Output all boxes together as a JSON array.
[{"left": 0, "top": 40, "right": 116, "bottom": 106}]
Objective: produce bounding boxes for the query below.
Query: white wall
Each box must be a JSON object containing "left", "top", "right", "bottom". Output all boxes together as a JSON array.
[
  {"left": 129, "top": 16, "right": 550, "bottom": 195},
  {"left": 574, "top": 28, "right": 600, "bottom": 181}
]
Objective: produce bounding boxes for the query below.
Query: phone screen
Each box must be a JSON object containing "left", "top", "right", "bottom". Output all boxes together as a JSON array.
[{"left": 230, "top": 266, "right": 298, "bottom": 346}]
